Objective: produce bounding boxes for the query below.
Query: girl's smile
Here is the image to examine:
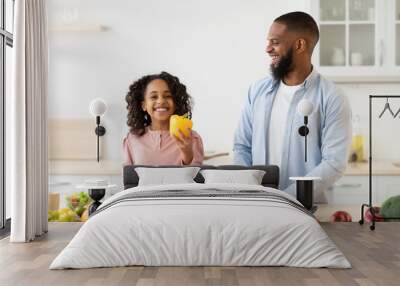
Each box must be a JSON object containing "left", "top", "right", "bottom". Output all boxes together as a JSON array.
[{"left": 142, "top": 79, "right": 176, "bottom": 130}]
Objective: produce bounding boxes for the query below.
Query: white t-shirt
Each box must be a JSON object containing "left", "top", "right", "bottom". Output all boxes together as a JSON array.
[{"left": 268, "top": 81, "right": 303, "bottom": 167}]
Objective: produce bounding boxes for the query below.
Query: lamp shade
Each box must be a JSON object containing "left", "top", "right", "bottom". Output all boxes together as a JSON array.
[
  {"left": 89, "top": 98, "right": 107, "bottom": 117},
  {"left": 297, "top": 99, "right": 314, "bottom": 116}
]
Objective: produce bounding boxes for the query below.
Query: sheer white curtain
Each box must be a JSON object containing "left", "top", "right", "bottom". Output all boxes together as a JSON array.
[{"left": 8, "top": 0, "right": 48, "bottom": 242}]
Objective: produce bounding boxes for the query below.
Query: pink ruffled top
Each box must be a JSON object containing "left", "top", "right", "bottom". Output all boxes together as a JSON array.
[{"left": 123, "top": 128, "right": 204, "bottom": 166}]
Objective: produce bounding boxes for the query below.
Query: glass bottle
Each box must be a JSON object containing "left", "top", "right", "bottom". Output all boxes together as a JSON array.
[{"left": 350, "top": 115, "right": 365, "bottom": 162}]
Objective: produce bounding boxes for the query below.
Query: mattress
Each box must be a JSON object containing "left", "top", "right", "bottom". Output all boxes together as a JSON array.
[{"left": 50, "top": 183, "right": 350, "bottom": 269}]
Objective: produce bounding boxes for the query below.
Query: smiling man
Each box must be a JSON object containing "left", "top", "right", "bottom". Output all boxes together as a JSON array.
[{"left": 233, "top": 11, "right": 352, "bottom": 202}]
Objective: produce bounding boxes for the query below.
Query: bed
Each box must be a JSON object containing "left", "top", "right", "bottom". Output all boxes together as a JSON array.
[{"left": 50, "top": 165, "right": 350, "bottom": 269}]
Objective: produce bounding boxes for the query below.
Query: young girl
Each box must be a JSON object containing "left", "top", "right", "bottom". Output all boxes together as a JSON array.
[{"left": 123, "top": 71, "right": 204, "bottom": 165}]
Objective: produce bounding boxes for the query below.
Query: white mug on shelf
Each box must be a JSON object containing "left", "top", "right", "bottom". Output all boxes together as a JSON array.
[
  {"left": 331, "top": 47, "right": 345, "bottom": 66},
  {"left": 351, "top": 52, "right": 363, "bottom": 66}
]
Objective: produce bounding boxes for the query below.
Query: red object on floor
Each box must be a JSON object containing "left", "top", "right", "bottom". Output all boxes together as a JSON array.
[
  {"left": 330, "top": 210, "right": 352, "bottom": 222},
  {"left": 364, "top": 207, "right": 384, "bottom": 222}
]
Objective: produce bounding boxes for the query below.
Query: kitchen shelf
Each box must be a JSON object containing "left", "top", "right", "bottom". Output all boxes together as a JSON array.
[{"left": 49, "top": 24, "right": 108, "bottom": 32}]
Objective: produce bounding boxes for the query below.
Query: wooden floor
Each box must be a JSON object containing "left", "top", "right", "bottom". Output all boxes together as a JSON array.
[{"left": 0, "top": 222, "right": 399, "bottom": 286}]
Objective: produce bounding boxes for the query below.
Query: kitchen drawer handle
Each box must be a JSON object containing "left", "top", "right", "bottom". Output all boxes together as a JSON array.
[
  {"left": 49, "top": 182, "right": 71, "bottom": 187},
  {"left": 334, "top": 183, "right": 362, "bottom": 188}
]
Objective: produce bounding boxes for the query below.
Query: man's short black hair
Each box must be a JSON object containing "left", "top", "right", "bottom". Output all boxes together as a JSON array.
[{"left": 274, "top": 11, "right": 319, "bottom": 51}]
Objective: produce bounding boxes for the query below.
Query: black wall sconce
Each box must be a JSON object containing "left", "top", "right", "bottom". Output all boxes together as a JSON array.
[
  {"left": 297, "top": 98, "right": 314, "bottom": 162},
  {"left": 89, "top": 98, "right": 107, "bottom": 162}
]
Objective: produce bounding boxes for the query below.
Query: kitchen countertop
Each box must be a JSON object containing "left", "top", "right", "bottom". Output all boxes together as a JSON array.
[
  {"left": 345, "top": 161, "right": 400, "bottom": 175},
  {"left": 49, "top": 159, "right": 400, "bottom": 176},
  {"left": 49, "top": 160, "right": 123, "bottom": 175},
  {"left": 49, "top": 151, "right": 234, "bottom": 175}
]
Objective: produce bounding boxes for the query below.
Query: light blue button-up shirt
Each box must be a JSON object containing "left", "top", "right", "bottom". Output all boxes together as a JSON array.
[{"left": 233, "top": 69, "right": 352, "bottom": 202}]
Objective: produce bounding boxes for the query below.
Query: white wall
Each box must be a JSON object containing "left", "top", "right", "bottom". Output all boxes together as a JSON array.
[
  {"left": 47, "top": 0, "right": 400, "bottom": 163},
  {"left": 47, "top": 0, "right": 310, "bottom": 162}
]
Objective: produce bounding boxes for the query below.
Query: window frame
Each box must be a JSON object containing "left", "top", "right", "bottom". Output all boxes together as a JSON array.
[{"left": 0, "top": 0, "right": 14, "bottom": 235}]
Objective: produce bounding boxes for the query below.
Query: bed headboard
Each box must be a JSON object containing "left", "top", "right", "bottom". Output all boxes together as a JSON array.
[{"left": 123, "top": 165, "right": 279, "bottom": 189}]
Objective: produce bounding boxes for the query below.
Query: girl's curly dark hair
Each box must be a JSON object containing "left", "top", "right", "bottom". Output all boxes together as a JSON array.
[{"left": 126, "top": 71, "right": 192, "bottom": 136}]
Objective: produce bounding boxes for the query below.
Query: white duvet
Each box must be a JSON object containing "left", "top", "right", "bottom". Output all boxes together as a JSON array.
[{"left": 50, "top": 183, "right": 351, "bottom": 269}]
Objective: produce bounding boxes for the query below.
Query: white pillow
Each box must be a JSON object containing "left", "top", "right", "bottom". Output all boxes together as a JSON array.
[
  {"left": 200, "top": 169, "right": 266, "bottom": 185},
  {"left": 135, "top": 167, "right": 201, "bottom": 186}
]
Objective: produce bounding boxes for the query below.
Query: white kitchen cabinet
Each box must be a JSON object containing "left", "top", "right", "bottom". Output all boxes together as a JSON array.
[
  {"left": 375, "top": 175, "right": 400, "bottom": 203},
  {"left": 396, "top": 0, "right": 400, "bottom": 64},
  {"left": 328, "top": 175, "right": 374, "bottom": 204},
  {"left": 329, "top": 174, "right": 400, "bottom": 205},
  {"left": 311, "top": 0, "right": 400, "bottom": 81}
]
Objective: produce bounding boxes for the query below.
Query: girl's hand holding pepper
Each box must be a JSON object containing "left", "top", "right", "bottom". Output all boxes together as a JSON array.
[{"left": 172, "top": 130, "right": 194, "bottom": 165}]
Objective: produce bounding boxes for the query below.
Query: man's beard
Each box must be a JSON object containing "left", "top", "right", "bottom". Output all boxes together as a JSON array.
[{"left": 270, "top": 48, "right": 294, "bottom": 80}]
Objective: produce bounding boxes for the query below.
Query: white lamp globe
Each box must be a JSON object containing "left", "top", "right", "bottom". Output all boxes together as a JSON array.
[
  {"left": 297, "top": 99, "right": 314, "bottom": 116},
  {"left": 89, "top": 98, "right": 107, "bottom": 116}
]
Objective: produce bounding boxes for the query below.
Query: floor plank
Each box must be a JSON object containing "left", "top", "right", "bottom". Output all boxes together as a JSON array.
[{"left": 0, "top": 222, "right": 399, "bottom": 286}]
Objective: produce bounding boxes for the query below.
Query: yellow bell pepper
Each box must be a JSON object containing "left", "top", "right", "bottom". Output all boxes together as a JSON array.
[{"left": 170, "top": 113, "right": 193, "bottom": 138}]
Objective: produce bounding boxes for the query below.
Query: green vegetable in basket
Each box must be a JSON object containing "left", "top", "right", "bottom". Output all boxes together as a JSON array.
[
  {"left": 48, "top": 210, "right": 59, "bottom": 221},
  {"left": 58, "top": 208, "right": 80, "bottom": 222},
  {"left": 79, "top": 191, "right": 90, "bottom": 205},
  {"left": 380, "top": 195, "right": 400, "bottom": 220},
  {"left": 65, "top": 192, "right": 91, "bottom": 217},
  {"left": 74, "top": 205, "right": 85, "bottom": 217}
]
